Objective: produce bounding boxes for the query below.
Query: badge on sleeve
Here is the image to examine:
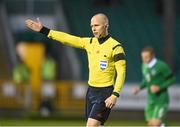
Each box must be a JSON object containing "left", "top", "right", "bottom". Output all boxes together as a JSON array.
[{"left": 100, "top": 60, "right": 108, "bottom": 70}]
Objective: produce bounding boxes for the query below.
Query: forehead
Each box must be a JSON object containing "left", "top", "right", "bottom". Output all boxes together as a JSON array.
[
  {"left": 91, "top": 15, "right": 106, "bottom": 25},
  {"left": 141, "top": 51, "right": 151, "bottom": 56}
]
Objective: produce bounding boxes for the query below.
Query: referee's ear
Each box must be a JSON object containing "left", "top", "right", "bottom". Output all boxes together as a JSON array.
[{"left": 105, "top": 24, "right": 109, "bottom": 29}]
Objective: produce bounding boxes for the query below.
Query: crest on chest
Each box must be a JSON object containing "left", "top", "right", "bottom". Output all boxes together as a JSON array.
[{"left": 100, "top": 60, "right": 108, "bottom": 70}]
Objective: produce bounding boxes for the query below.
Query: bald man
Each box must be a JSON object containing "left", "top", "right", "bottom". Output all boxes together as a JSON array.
[{"left": 25, "top": 13, "right": 126, "bottom": 126}]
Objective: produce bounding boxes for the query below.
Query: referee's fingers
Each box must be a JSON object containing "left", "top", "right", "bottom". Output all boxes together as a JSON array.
[
  {"left": 105, "top": 102, "right": 109, "bottom": 108},
  {"left": 105, "top": 102, "right": 110, "bottom": 108},
  {"left": 25, "top": 19, "right": 32, "bottom": 26},
  {"left": 37, "top": 17, "right": 40, "bottom": 23},
  {"left": 111, "top": 103, "right": 115, "bottom": 108},
  {"left": 109, "top": 103, "right": 113, "bottom": 109},
  {"left": 105, "top": 102, "right": 114, "bottom": 108},
  {"left": 109, "top": 103, "right": 112, "bottom": 108}
]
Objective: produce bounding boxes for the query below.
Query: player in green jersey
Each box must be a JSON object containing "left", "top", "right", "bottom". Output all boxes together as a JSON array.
[{"left": 133, "top": 46, "right": 175, "bottom": 127}]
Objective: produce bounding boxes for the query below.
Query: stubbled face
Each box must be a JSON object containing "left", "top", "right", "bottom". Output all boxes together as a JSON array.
[
  {"left": 90, "top": 16, "right": 108, "bottom": 38},
  {"left": 141, "top": 51, "right": 154, "bottom": 64}
]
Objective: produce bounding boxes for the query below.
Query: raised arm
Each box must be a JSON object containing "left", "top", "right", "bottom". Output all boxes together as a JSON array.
[{"left": 25, "top": 18, "right": 88, "bottom": 49}]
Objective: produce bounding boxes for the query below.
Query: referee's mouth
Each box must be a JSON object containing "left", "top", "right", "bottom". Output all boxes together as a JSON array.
[{"left": 93, "top": 32, "right": 99, "bottom": 38}]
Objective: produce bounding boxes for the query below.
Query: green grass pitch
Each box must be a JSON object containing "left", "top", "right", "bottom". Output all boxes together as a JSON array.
[{"left": 0, "top": 119, "right": 180, "bottom": 126}]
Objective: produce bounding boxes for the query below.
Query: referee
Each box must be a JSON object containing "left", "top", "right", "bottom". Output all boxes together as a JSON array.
[{"left": 25, "top": 13, "right": 126, "bottom": 126}]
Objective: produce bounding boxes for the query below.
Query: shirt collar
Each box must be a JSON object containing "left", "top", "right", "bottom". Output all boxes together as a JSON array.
[
  {"left": 147, "top": 58, "right": 157, "bottom": 68},
  {"left": 98, "top": 34, "right": 110, "bottom": 44}
]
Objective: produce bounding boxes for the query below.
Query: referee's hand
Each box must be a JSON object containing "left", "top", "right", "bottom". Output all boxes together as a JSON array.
[
  {"left": 25, "top": 18, "right": 43, "bottom": 32},
  {"left": 105, "top": 95, "right": 117, "bottom": 109}
]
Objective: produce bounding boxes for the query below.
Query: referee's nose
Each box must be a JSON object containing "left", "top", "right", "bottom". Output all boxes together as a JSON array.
[{"left": 92, "top": 26, "right": 96, "bottom": 32}]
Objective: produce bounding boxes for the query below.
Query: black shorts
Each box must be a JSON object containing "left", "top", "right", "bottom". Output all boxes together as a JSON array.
[{"left": 85, "top": 85, "right": 113, "bottom": 125}]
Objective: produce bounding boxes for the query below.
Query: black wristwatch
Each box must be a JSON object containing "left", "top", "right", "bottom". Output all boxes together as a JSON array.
[{"left": 112, "top": 92, "right": 120, "bottom": 97}]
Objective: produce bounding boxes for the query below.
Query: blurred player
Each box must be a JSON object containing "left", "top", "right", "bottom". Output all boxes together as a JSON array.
[
  {"left": 133, "top": 46, "right": 175, "bottom": 127},
  {"left": 25, "top": 13, "right": 126, "bottom": 126}
]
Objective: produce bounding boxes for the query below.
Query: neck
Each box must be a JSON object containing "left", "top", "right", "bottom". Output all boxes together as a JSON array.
[
  {"left": 98, "top": 31, "right": 108, "bottom": 39},
  {"left": 98, "top": 34, "right": 110, "bottom": 44}
]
